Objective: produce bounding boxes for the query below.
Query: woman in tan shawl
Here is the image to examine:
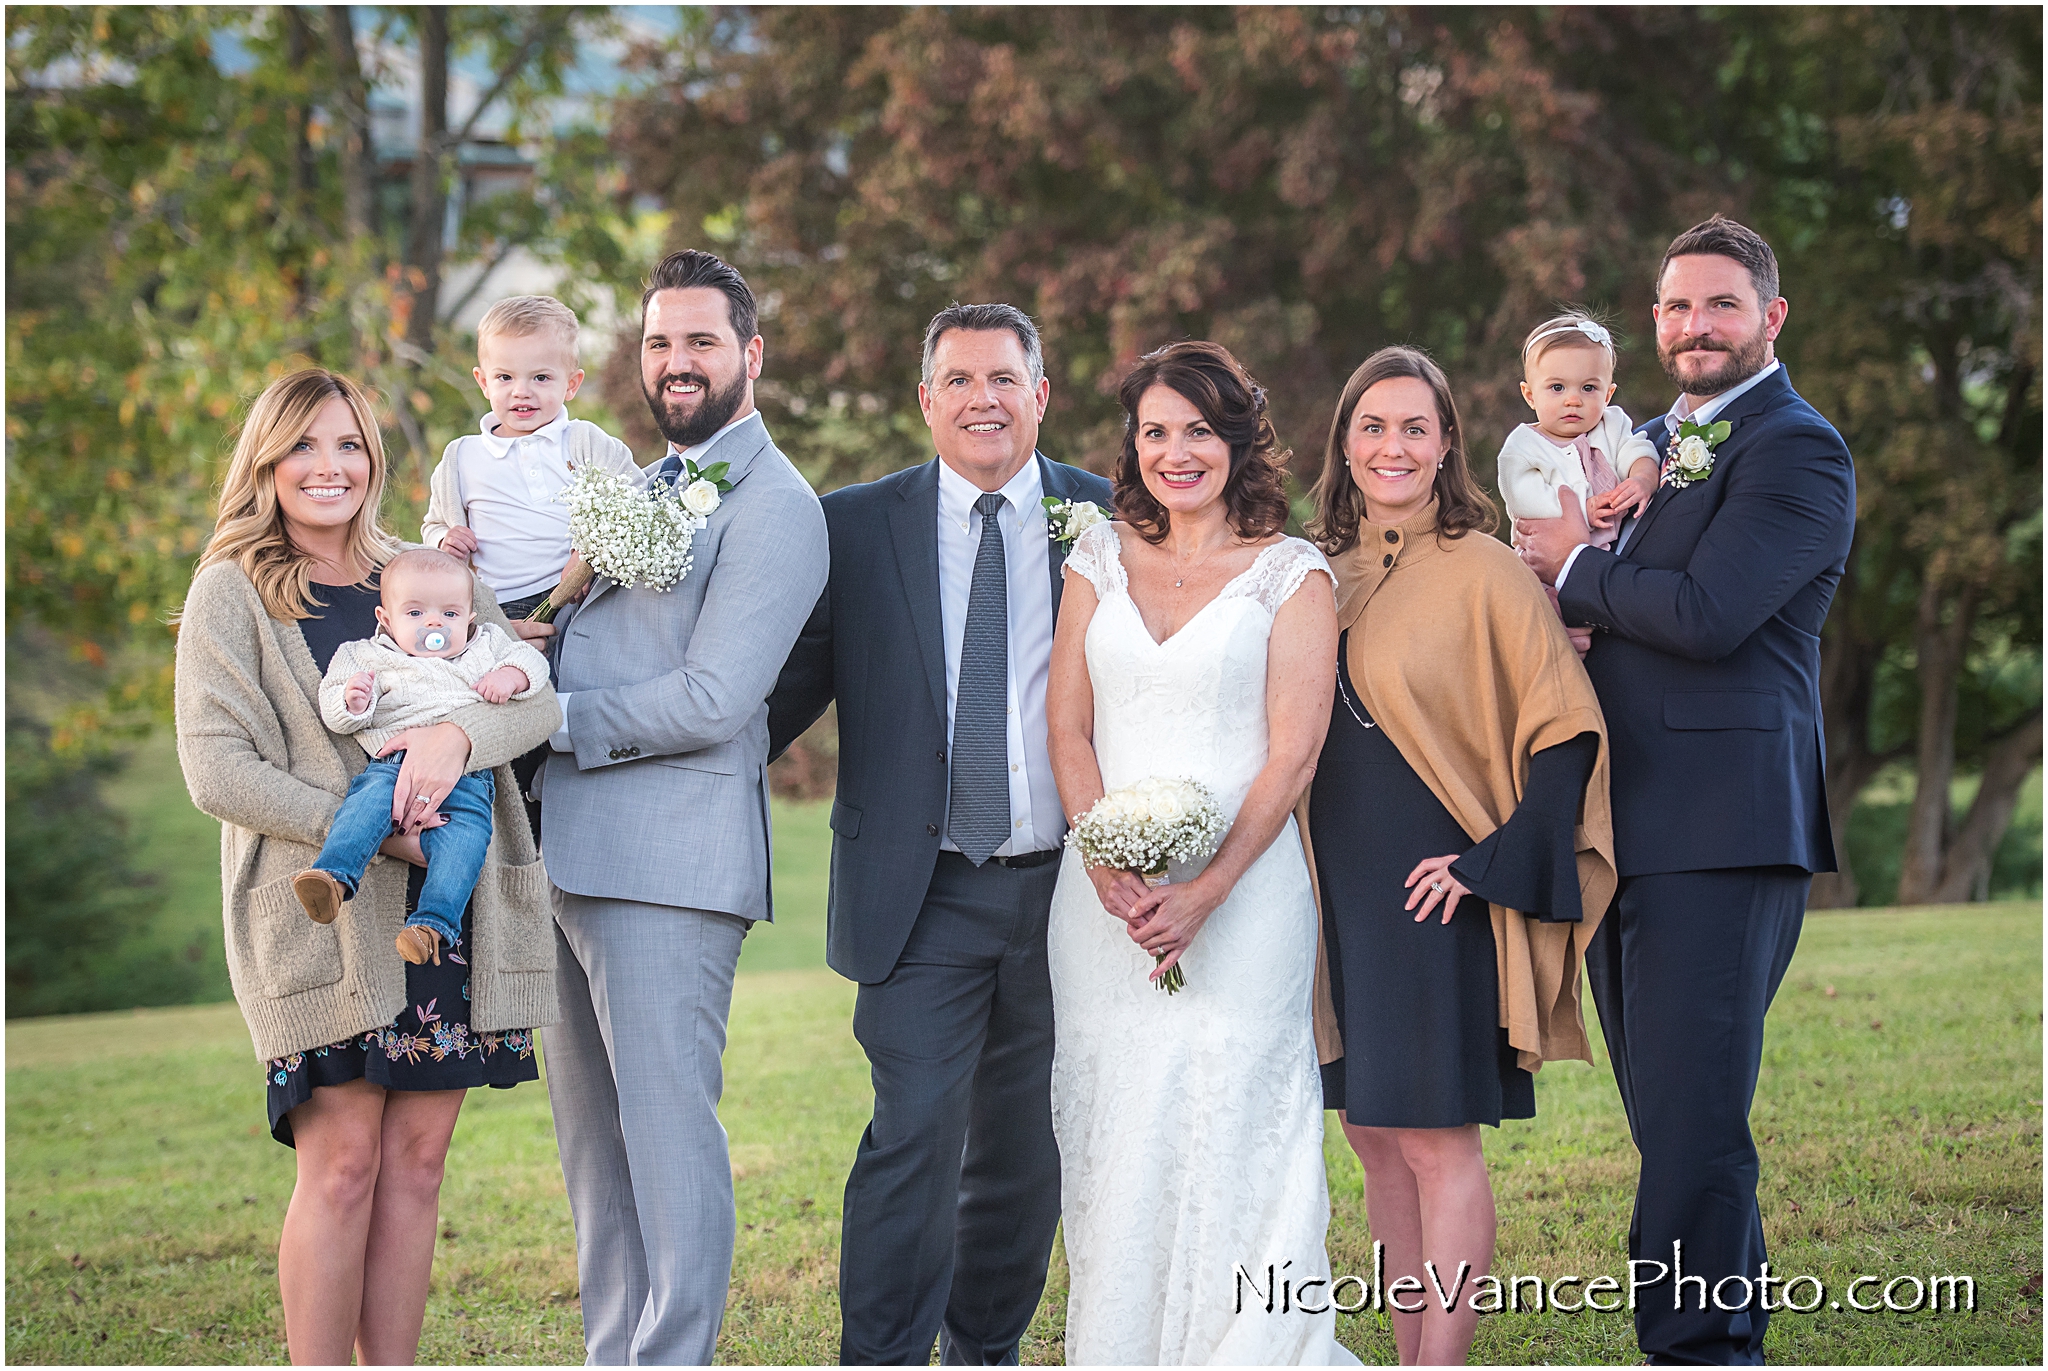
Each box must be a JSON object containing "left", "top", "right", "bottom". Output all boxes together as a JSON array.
[{"left": 1303, "top": 347, "right": 1615, "bottom": 1366}]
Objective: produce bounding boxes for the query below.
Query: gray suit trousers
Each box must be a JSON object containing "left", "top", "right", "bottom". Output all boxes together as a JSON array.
[{"left": 547, "top": 887, "right": 748, "bottom": 1365}]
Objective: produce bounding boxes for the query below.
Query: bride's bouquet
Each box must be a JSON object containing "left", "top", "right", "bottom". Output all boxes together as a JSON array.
[
  {"left": 527, "top": 465, "right": 719, "bottom": 622},
  {"left": 1066, "top": 776, "right": 1225, "bottom": 994}
]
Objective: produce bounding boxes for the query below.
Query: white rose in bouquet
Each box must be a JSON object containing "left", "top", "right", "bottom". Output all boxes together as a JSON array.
[{"left": 1146, "top": 788, "right": 1186, "bottom": 823}]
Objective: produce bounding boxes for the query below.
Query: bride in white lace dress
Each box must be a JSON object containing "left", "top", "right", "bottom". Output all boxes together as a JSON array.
[{"left": 1045, "top": 343, "right": 1357, "bottom": 1365}]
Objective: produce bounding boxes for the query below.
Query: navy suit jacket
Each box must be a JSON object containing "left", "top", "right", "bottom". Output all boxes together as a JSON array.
[
  {"left": 767, "top": 453, "right": 1115, "bottom": 983},
  {"left": 1558, "top": 366, "right": 1855, "bottom": 879}
]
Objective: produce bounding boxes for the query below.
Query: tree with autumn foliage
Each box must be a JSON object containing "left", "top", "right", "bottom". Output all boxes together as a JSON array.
[
  {"left": 5, "top": 6, "right": 2038, "bottom": 915},
  {"left": 6, "top": 5, "right": 632, "bottom": 724},
  {"left": 4, "top": 5, "right": 640, "bottom": 1012},
  {"left": 606, "top": 5, "right": 2039, "bottom": 905}
]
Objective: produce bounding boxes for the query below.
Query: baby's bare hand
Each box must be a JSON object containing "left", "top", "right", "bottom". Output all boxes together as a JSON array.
[
  {"left": 440, "top": 527, "right": 480, "bottom": 559},
  {"left": 474, "top": 665, "right": 528, "bottom": 704},
  {"left": 344, "top": 671, "right": 377, "bottom": 714}
]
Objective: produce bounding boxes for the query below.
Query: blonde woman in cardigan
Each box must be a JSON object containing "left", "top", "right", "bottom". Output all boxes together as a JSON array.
[
  {"left": 1303, "top": 347, "right": 1615, "bottom": 1366},
  {"left": 175, "top": 368, "right": 559, "bottom": 1365}
]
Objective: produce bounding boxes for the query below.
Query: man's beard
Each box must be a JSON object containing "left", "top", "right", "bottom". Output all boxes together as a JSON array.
[
  {"left": 643, "top": 367, "right": 747, "bottom": 449},
  {"left": 1659, "top": 324, "right": 1771, "bottom": 397}
]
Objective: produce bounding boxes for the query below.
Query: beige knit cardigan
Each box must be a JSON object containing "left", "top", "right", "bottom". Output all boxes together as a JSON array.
[{"left": 175, "top": 557, "right": 563, "bottom": 1062}]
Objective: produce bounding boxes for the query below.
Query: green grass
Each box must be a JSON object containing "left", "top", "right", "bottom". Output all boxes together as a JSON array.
[{"left": 7, "top": 904, "right": 2039, "bottom": 1364}]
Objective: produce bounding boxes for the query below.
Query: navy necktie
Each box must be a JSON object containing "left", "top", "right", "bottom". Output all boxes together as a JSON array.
[{"left": 949, "top": 493, "right": 1013, "bottom": 864}]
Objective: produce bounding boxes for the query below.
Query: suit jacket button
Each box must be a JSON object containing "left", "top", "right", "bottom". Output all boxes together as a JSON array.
[
  {"left": 936, "top": 749, "right": 947, "bottom": 762},
  {"left": 608, "top": 748, "right": 621, "bottom": 760},
  {"left": 628, "top": 746, "right": 641, "bottom": 757},
  {"left": 926, "top": 823, "right": 940, "bottom": 836}
]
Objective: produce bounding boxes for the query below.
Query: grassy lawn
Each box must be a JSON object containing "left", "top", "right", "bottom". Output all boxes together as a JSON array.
[{"left": 6, "top": 902, "right": 2039, "bottom": 1364}]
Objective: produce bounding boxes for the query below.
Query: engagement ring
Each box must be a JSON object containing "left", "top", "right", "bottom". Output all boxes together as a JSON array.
[{"left": 1431, "top": 880, "right": 1445, "bottom": 892}]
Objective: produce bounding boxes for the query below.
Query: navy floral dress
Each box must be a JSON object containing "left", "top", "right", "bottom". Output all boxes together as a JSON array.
[{"left": 266, "top": 578, "right": 539, "bottom": 1147}]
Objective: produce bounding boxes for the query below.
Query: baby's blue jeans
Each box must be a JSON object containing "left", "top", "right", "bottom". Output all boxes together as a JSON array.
[{"left": 312, "top": 752, "right": 495, "bottom": 947}]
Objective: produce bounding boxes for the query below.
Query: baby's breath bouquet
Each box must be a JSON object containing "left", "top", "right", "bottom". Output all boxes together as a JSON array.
[
  {"left": 527, "top": 466, "right": 706, "bottom": 622},
  {"left": 1066, "top": 776, "right": 1226, "bottom": 994}
]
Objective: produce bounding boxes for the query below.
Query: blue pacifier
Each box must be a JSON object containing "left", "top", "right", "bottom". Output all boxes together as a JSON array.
[{"left": 421, "top": 629, "right": 449, "bottom": 652}]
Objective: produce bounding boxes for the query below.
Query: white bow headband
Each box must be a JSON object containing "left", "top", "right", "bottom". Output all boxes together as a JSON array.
[{"left": 1524, "top": 318, "right": 1613, "bottom": 356}]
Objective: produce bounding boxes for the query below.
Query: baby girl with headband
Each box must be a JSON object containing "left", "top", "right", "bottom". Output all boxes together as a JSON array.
[{"left": 1496, "top": 312, "right": 1662, "bottom": 549}]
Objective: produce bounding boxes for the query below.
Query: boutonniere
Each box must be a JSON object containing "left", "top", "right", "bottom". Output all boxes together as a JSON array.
[
  {"left": 1042, "top": 496, "right": 1107, "bottom": 545},
  {"left": 1662, "top": 419, "right": 1730, "bottom": 489},
  {"left": 679, "top": 458, "right": 732, "bottom": 520}
]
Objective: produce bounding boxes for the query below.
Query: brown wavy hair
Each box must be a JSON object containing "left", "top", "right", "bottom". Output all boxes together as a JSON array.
[
  {"left": 1307, "top": 345, "right": 1497, "bottom": 555},
  {"left": 1113, "top": 341, "right": 1292, "bottom": 544},
  {"left": 193, "top": 368, "right": 401, "bottom": 620}
]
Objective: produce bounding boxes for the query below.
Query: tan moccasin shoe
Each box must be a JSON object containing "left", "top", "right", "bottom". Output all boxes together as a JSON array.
[
  {"left": 292, "top": 869, "right": 346, "bottom": 925},
  {"left": 395, "top": 925, "right": 443, "bottom": 967}
]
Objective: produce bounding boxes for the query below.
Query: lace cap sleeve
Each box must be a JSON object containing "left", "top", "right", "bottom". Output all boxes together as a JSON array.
[
  {"left": 1062, "top": 519, "right": 1127, "bottom": 598},
  {"left": 1241, "top": 538, "right": 1336, "bottom": 615}
]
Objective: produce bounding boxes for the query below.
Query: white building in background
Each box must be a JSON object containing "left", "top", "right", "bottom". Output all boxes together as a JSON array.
[{"left": 353, "top": 7, "right": 678, "bottom": 347}]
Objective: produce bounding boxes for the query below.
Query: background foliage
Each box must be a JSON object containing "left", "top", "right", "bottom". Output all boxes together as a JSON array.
[{"left": 5, "top": 6, "right": 2041, "bottom": 1014}]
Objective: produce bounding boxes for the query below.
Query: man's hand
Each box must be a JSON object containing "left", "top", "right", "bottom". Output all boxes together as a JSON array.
[
  {"left": 343, "top": 670, "right": 377, "bottom": 715},
  {"left": 1515, "top": 485, "right": 1592, "bottom": 587},
  {"left": 440, "top": 527, "right": 480, "bottom": 559},
  {"left": 474, "top": 664, "right": 530, "bottom": 704}
]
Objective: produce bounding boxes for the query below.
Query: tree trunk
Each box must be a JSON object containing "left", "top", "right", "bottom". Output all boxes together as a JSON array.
[
  {"left": 283, "top": 8, "right": 320, "bottom": 325},
  {"left": 285, "top": 10, "right": 318, "bottom": 213},
  {"left": 1894, "top": 579, "right": 1977, "bottom": 904},
  {"left": 322, "top": 5, "right": 376, "bottom": 245},
  {"left": 402, "top": 7, "right": 450, "bottom": 364},
  {"left": 1810, "top": 551, "right": 1882, "bottom": 908},
  {"left": 1930, "top": 711, "right": 2043, "bottom": 904}
]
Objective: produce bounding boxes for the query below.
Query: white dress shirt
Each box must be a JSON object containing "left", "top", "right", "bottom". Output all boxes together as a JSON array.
[
  {"left": 454, "top": 408, "right": 581, "bottom": 601},
  {"left": 936, "top": 456, "right": 1063, "bottom": 857},
  {"left": 548, "top": 410, "right": 756, "bottom": 756},
  {"left": 1557, "top": 361, "right": 1783, "bottom": 589}
]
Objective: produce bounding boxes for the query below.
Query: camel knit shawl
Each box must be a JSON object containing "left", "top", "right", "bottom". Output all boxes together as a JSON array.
[{"left": 1305, "top": 501, "right": 1617, "bottom": 1072}]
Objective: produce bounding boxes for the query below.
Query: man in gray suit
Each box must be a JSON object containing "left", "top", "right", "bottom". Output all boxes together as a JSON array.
[
  {"left": 540, "top": 249, "right": 827, "bottom": 1365},
  {"left": 770, "top": 304, "right": 1114, "bottom": 1364}
]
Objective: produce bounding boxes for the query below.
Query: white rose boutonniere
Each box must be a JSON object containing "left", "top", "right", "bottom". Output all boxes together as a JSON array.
[
  {"left": 680, "top": 457, "right": 734, "bottom": 521},
  {"left": 681, "top": 478, "right": 722, "bottom": 518},
  {"left": 1042, "top": 496, "right": 1107, "bottom": 545},
  {"left": 1661, "top": 418, "right": 1731, "bottom": 489}
]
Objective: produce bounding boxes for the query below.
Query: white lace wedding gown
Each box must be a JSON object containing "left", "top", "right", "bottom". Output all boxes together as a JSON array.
[{"left": 1049, "top": 523, "right": 1358, "bottom": 1366}]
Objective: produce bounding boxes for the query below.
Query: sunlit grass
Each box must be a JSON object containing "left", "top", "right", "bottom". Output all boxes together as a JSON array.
[{"left": 7, "top": 904, "right": 2038, "bottom": 1364}]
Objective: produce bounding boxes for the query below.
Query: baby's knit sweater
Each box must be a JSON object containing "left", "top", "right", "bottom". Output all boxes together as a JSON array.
[{"left": 318, "top": 622, "right": 554, "bottom": 756}]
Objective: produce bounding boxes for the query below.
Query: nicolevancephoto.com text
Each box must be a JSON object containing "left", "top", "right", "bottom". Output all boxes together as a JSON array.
[{"left": 1238, "top": 1242, "right": 1979, "bottom": 1319}]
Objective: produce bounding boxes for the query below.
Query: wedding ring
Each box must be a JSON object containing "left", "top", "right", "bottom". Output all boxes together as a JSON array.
[
  {"left": 412, "top": 794, "right": 431, "bottom": 808},
  {"left": 1431, "top": 880, "right": 1445, "bottom": 892}
]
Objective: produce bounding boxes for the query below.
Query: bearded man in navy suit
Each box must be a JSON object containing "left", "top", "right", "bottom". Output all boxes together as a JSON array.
[{"left": 1517, "top": 216, "right": 1856, "bottom": 1365}]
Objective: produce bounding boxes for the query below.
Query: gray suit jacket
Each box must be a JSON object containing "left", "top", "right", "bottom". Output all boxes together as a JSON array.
[{"left": 541, "top": 412, "right": 828, "bottom": 921}]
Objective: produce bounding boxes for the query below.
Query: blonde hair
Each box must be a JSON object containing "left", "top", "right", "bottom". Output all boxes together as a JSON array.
[
  {"left": 195, "top": 368, "right": 402, "bottom": 621},
  {"left": 1522, "top": 310, "right": 1616, "bottom": 369},
  {"left": 477, "top": 294, "right": 580, "bottom": 359}
]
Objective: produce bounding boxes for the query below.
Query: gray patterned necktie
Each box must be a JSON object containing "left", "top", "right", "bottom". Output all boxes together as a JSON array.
[{"left": 949, "top": 492, "right": 1012, "bottom": 865}]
